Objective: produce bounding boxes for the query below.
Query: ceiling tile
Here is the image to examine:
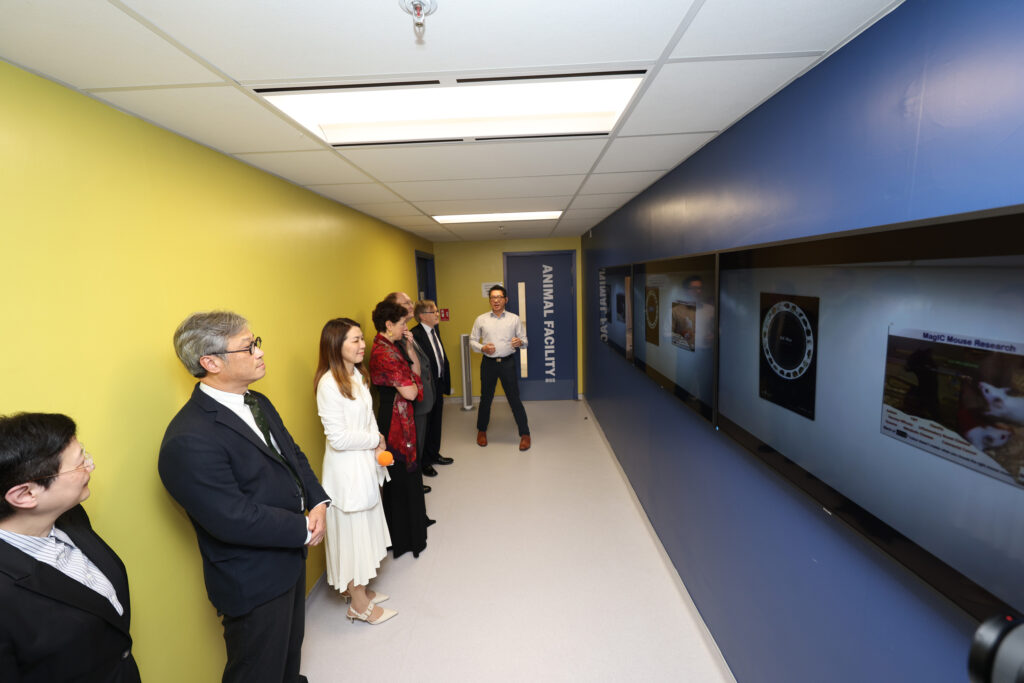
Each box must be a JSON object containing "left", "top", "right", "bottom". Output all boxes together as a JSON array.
[
  {"left": 619, "top": 57, "right": 818, "bottom": 135},
  {"left": 568, "top": 192, "right": 638, "bottom": 210},
  {"left": 388, "top": 176, "right": 586, "bottom": 202},
  {"left": 673, "top": 0, "right": 899, "bottom": 57},
  {"left": 94, "top": 86, "right": 322, "bottom": 153},
  {"left": 306, "top": 183, "right": 401, "bottom": 204},
  {"left": 349, "top": 201, "right": 425, "bottom": 219},
  {"left": 384, "top": 216, "right": 446, "bottom": 230},
  {"left": 595, "top": 133, "right": 715, "bottom": 173},
  {"left": 338, "top": 139, "right": 607, "bottom": 182},
  {"left": 0, "top": 0, "right": 219, "bottom": 89},
  {"left": 407, "top": 228, "right": 462, "bottom": 242},
  {"left": 579, "top": 171, "right": 667, "bottom": 195},
  {"left": 237, "top": 151, "right": 372, "bottom": 185},
  {"left": 444, "top": 220, "right": 559, "bottom": 240},
  {"left": 413, "top": 196, "right": 572, "bottom": 216},
  {"left": 552, "top": 222, "right": 593, "bottom": 237},
  {"left": 120, "top": 0, "right": 694, "bottom": 80},
  {"left": 561, "top": 208, "right": 615, "bottom": 224}
]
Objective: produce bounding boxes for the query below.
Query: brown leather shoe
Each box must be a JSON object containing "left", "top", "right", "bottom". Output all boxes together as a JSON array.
[
  {"left": 519, "top": 434, "right": 531, "bottom": 451},
  {"left": 476, "top": 431, "right": 488, "bottom": 447}
]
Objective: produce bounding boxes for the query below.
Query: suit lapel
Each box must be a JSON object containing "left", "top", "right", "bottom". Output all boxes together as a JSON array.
[
  {"left": 192, "top": 385, "right": 284, "bottom": 464},
  {"left": 0, "top": 534, "right": 129, "bottom": 636},
  {"left": 62, "top": 517, "right": 131, "bottom": 629}
]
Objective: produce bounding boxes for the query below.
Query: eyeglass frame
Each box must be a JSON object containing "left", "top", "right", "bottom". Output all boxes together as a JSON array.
[
  {"left": 211, "top": 336, "right": 262, "bottom": 357},
  {"left": 25, "top": 452, "right": 94, "bottom": 484}
]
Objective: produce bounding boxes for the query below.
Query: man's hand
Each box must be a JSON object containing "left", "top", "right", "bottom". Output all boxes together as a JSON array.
[
  {"left": 510, "top": 337, "right": 522, "bottom": 349},
  {"left": 306, "top": 502, "right": 328, "bottom": 546},
  {"left": 482, "top": 343, "right": 496, "bottom": 355}
]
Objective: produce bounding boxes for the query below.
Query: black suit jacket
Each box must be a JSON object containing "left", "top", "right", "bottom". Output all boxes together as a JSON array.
[
  {"left": 412, "top": 323, "right": 451, "bottom": 396},
  {"left": 0, "top": 505, "right": 140, "bottom": 683},
  {"left": 158, "top": 384, "right": 329, "bottom": 617}
]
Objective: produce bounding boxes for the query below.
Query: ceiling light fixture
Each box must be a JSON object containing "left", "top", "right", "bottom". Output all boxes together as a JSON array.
[
  {"left": 399, "top": 0, "right": 437, "bottom": 28},
  {"left": 433, "top": 211, "right": 563, "bottom": 224},
  {"left": 262, "top": 76, "right": 643, "bottom": 145}
]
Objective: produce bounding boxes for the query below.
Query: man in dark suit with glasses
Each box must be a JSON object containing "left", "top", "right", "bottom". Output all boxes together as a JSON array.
[{"left": 159, "top": 311, "right": 329, "bottom": 683}]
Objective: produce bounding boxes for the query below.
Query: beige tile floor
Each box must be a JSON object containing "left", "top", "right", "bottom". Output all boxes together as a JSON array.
[{"left": 301, "top": 398, "right": 735, "bottom": 683}]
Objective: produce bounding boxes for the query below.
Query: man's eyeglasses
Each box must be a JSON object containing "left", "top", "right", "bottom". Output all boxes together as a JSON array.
[
  {"left": 26, "top": 452, "right": 94, "bottom": 484},
  {"left": 489, "top": 296, "right": 506, "bottom": 301},
  {"left": 217, "top": 337, "right": 262, "bottom": 356}
]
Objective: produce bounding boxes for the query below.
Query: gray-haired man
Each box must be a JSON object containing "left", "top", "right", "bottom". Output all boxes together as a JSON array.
[{"left": 159, "top": 311, "right": 329, "bottom": 683}]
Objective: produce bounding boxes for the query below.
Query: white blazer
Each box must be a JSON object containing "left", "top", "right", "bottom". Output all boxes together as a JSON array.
[{"left": 317, "top": 370, "right": 389, "bottom": 512}]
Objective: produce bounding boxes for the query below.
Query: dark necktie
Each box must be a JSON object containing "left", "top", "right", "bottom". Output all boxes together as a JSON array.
[
  {"left": 430, "top": 327, "right": 444, "bottom": 378},
  {"left": 244, "top": 392, "right": 306, "bottom": 510}
]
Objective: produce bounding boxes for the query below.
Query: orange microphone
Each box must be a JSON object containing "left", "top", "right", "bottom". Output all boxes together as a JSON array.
[{"left": 377, "top": 450, "right": 394, "bottom": 466}]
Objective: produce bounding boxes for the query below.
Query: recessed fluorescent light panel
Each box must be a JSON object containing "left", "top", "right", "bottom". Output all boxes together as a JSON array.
[
  {"left": 433, "top": 211, "right": 562, "bottom": 224},
  {"left": 262, "top": 77, "right": 643, "bottom": 145}
]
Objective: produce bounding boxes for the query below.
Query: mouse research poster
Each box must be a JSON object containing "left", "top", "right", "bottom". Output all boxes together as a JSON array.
[
  {"left": 759, "top": 293, "right": 820, "bottom": 420},
  {"left": 881, "top": 327, "right": 1024, "bottom": 487}
]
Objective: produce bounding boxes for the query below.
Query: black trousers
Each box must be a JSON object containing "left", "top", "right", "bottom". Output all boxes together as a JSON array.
[
  {"left": 477, "top": 355, "right": 530, "bottom": 436},
  {"left": 221, "top": 572, "right": 307, "bottom": 683},
  {"left": 423, "top": 391, "right": 445, "bottom": 464}
]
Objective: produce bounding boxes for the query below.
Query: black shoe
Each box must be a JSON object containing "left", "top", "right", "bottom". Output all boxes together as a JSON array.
[
  {"left": 422, "top": 464, "right": 438, "bottom": 477},
  {"left": 425, "top": 517, "right": 436, "bottom": 527},
  {"left": 423, "top": 484, "right": 432, "bottom": 493},
  {"left": 436, "top": 456, "right": 454, "bottom": 465}
]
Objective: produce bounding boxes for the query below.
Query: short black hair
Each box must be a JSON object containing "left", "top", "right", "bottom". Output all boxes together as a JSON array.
[
  {"left": 488, "top": 284, "right": 507, "bottom": 298},
  {"left": 372, "top": 300, "right": 409, "bottom": 332},
  {"left": 0, "top": 413, "right": 76, "bottom": 520}
]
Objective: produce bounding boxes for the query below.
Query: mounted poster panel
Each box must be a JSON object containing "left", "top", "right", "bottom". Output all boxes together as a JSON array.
[
  {"left": 718, "top": 212, "right": 1024, "bottom": 616},
  {"left": 632, "top": 255, "right": 715, "bottom": 420}
]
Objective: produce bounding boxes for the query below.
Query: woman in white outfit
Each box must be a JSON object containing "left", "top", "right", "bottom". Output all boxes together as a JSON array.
[{"left": 315, "top": 317, "right": 397, "bottom": 625}]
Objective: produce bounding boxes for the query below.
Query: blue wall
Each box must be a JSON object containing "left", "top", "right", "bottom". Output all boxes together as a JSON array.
[{"left": 583, "top": 1, "right": 1024, "bottom": 682}]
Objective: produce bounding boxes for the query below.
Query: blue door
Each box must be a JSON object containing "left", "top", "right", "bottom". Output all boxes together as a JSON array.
[{"left": 503, "top": 251, "right": 577, "bottom": 400}]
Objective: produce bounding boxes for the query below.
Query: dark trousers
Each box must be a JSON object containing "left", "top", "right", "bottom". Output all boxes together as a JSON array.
[
  {"left": 477, "top": 355, "right": 530, "bottom": 436},
  {"left": 424, "top": 391, "right": 445, "bottom": 463},
  {"left": 221, "top": 573, "right": 307, "bottom": 683}
]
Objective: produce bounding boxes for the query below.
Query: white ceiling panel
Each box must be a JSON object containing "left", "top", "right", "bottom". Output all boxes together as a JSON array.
[
  {"left": 94, "top": 86, "right": 322, "bottom": 153},
  {"left": 339, "top": 139, "right": 607, "bottom": 182},
  {"left": 412, "top": 196, "right": 573, "bottom": 216},
  {"left": 619, "top": 57, "right": 818, "bottom": 136},
  {"left": 388, "top": 176, "right": 587, "bottom": 202},
  {"left": 579, "top": 171, "right": 668, "bottom": 195},
  {"left": 4, "top": 0, "right": 901, "bottom": 240},
  {"left": 236, "top": 151, "right": 372, "bottom": 185},
  {"left": 386, "top": 216, "right": 446, "bottom": 229},
  {"left": 348, "top": 201, "right": 424, "bottom": 219},
  {"left": 552, "top": 222, "right": 593, "bottom": 237},
  {"left": 306, "top": 183, "right": 401, "bottom": 205},
  {"left": 569, "top": 193, "right": 639, "bottom": 210},
  {"left": 0, "top": 0, "right": 219, "bottom": 89},
  {"left": 595, "top": 133, "right": 716, "bottom": 173},
  {"left": 119, "top": 0, "right": 693, "bottom": 81},
  {"left": 445, "top": 221, "right": 559, "bottom": 241},
  {"left": 561, "top": 208, "right": 616, "bottom": 223},
  {"left": 674, "top": 0, "right": 899, "bottom": 58},
  {"left": 412, "top": 229, "right": 461, "bottom": 243}
]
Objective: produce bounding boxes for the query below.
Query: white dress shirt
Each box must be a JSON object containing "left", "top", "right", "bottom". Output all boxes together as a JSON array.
[{"left": 469, "top": 310, "right": 528, "bottom": 358}]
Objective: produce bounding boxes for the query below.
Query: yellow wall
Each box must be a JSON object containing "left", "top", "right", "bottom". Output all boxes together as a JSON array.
[
  {"left": 0, "top": 61, "right": 430, "bottom": 681},
  {"left": 432, "top": 237, "right": 584, "bottom": 400}
]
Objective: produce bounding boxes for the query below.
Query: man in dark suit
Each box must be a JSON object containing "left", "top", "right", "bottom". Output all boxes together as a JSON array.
[
  {"left": 412, "top": 299, "right": 453, "bottom": 470},
  {"left": 0, "top": 412, "right": 140, "bottom": 683},
  {"left": 159, "top": 311, "right": 329, "bottom": 683}
]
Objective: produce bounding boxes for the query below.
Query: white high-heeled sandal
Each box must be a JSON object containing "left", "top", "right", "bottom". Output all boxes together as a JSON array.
[{"left": 346, "top": 604, "right": 397, "bottom": 625}]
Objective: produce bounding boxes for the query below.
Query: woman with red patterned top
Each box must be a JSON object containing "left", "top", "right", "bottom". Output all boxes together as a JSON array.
[{"left": 369, "top": 300, "right": 428, "bottom": 559}]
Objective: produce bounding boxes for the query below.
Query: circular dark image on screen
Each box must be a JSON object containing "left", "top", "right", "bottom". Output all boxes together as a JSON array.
[{"left": 761, "top": 301, "right": 814, "bottom": 380}]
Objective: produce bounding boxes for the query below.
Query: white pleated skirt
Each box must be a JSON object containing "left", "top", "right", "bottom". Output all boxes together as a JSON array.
[{"left": 324, "top": 502, "right": 392, "bottom": 590}]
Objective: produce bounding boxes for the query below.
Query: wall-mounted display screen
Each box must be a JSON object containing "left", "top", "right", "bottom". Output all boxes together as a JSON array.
[
  {"left": 718, "top": 243, "right": 1024, "bottom": 612},
  {"left": 632, "top": 255, "right": 715, "bottom": 419}
]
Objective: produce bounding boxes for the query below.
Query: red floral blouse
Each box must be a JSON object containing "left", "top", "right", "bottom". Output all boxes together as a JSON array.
[{"left": 369, "top": 333, "right": 423, "bottom": 467}]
